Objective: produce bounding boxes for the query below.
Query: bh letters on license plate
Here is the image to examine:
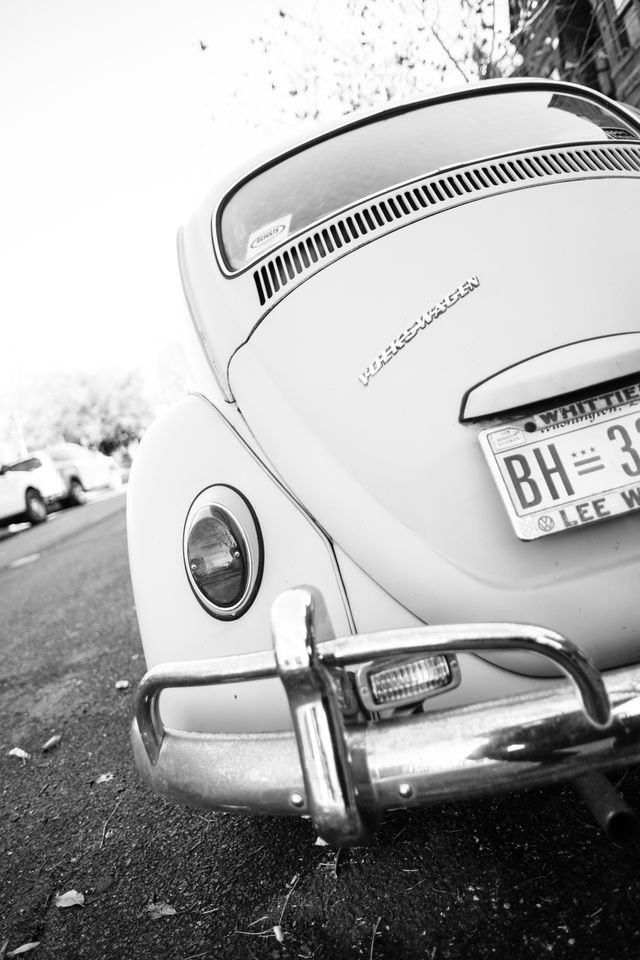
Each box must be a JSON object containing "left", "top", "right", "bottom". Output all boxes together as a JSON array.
[{"left": 479, "top": 386, "right": 640, "bottom": 540}]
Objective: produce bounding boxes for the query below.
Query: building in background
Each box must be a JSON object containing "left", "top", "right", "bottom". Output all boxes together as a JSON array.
[{"left": 510, "top": 0, "right": 640, "bottom": 107}]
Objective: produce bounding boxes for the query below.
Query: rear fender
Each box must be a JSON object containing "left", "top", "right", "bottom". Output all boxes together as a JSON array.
[{"left": 127, "top": 394, "right": 353, "bottom": 733}]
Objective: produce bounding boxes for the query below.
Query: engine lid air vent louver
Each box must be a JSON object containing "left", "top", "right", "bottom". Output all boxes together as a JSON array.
[{"left": 252, "top": 140, "right": 640, "bottom": 308}]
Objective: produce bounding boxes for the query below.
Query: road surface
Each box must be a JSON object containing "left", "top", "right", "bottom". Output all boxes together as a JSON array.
[{"left": 2, "top": 492, "right": 640, "bottom": 958}]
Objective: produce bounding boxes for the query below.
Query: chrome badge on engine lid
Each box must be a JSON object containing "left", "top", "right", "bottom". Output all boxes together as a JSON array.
[{"left": 479, "top": 383, "right": 640, "bottom": 540}]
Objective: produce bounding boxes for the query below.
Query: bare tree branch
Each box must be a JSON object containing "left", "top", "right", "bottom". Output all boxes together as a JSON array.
[{"left": 430, "top": 25, "right": 470, "bottom": 82}]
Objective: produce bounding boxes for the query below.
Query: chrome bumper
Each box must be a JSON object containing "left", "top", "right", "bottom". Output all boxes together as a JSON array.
[{"left": 131, "top": 587, "right": 640, "bottom": 845}]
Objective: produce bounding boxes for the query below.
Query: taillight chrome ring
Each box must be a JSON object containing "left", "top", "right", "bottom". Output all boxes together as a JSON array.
[{"left": 183, "top": 485, "right": 263, "bottom": 620}]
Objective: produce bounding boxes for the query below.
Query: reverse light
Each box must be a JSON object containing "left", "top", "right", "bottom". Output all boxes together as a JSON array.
[
  {"left": 184, "top": 486, "right": 263, "bottom": 620},
  {"left": 356, "top": 654, "right": 460, "bottom": 711}
]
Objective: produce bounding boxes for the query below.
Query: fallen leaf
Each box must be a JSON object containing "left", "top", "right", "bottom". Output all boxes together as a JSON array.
[
  {"left": 314, "top": 836, "right": 328, "bottom": 846},
  {"left": 41, "top": 735, "right": 61, "bottom": 753},
  {"left": 55, "top": 890, "right": 85, "bottom": 909},
  {"left": 273, "top": 925, "right": 285, "bottom": 943},
  {"left": 96, "top": 773, "right": 114, "bottom": 784},
  {"left": 7, "top": 944, "right": 40, "bottom": 957},
  {"left": 8, "top": 747, "right": 30, "bottom": 762},
  {"left": 146, "top": 901, "right": 176, "bottom": 920},
  {"left": 114, "top": 680, "right": 130, "bottom": 691}
]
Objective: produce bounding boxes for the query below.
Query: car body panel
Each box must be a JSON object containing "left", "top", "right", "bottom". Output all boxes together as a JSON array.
[
  {"left": 173, "top": 80, "right": 640, "bottom": 396},
  {"left": 227, "top": 179, "right": 640, "bottom": 673},
  {"left": 127, "top": 393, "right": 357, "bottom": 733}
]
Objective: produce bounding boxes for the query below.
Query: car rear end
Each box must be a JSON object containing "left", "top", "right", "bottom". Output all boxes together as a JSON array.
[{"left": 128, "top": 79, "right": 640, "bottom": 843}]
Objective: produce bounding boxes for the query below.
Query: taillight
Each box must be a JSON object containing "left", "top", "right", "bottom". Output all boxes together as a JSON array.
[{"left": 184, "top": 486, "right": 263, "bottom": 619}]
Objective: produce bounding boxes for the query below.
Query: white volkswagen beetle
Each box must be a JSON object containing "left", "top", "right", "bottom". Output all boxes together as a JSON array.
[{"left": 128, "top": 78, "right": 640, "bottom": 845}]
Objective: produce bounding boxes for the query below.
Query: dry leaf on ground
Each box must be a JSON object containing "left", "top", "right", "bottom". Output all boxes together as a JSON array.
[
  {"left": 55, "top": 890, "right": 85, "bottom": 908},
  {"left": 146, "top": 901, "right": 177, "bottom": 920},
  {"left": 96, "top": 772, "right": 114, "bottom": 784},
  {"left": 7, "top": 944, "right": 41, "bottom": 957},
  {"left": 41, "top": 735, "right": 61, "bottom": 753}
]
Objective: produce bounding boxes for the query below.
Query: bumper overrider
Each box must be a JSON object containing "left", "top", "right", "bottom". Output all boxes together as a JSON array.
[{"left": 131, "top": 587, "right": 640, "bottom": 845}]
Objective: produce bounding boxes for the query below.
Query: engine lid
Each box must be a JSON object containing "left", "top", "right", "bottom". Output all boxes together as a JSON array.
[{"left": 228, "top": 177, "right": 640, "bottom": 671}]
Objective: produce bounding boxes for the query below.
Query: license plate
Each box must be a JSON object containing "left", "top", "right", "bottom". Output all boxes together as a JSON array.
[{"left": 479, "top": 386, "right": 640, "bottom": 540}]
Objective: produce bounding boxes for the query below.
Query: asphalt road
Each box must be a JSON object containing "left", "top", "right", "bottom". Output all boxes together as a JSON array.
[{"left": 2, "top": 493, "right": 640, "bottom": 959}]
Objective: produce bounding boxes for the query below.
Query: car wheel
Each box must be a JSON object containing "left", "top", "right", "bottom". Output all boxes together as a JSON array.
[
  {"left": 25, "top": 489, "right": 47, "bottom": 524},
  {"left": 67, "top": 478, "right": 87, "bottom": 507}
]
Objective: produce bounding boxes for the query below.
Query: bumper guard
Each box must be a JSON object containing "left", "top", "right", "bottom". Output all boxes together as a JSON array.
[{"left": 131, "top": 587, "right": 640, "bottom": 845}]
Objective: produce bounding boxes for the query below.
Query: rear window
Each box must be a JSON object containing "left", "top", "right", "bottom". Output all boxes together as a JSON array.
[{"left": 218, "top": 88, "right": 638, "bottom": 271}]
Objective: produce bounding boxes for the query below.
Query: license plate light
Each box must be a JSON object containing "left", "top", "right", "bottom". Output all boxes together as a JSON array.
[{"left": 356, "top": 655, "right": 460, "bottom": 711}]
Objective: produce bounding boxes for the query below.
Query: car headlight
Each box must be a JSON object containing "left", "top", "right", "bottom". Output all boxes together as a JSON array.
[{"left": 183, "top": 485, "right": 263, "bottom": 619}]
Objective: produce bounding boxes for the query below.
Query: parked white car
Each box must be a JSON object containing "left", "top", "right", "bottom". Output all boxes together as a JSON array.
[
  {"left": 128, "top": 78, "right": 640, "bottom": 845},
  {"left": 44, "top": 443, "right": 121, "bottom": 506},
  {"left": 0, "top": 452, "right": 66, "bottom": 526}
]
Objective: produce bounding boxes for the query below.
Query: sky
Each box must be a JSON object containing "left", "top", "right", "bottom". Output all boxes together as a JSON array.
[
  {"left": 0, "top": 0, "right": 292, "bottom": 388},
  {"left": 0, "top": 0, "right": 511, "bottom": 392}
]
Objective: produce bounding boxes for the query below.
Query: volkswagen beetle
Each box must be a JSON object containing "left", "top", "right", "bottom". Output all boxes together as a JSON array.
[{"left": 128, "top": 78, "right": 640, "bottom": 845}]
